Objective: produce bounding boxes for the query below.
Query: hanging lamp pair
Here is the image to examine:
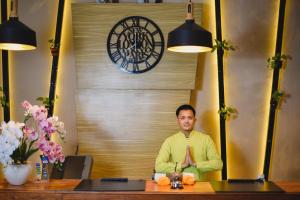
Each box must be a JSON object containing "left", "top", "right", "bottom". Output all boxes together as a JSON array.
[{"left": 0, "top": 0, "right": 211, "bottom": 53}]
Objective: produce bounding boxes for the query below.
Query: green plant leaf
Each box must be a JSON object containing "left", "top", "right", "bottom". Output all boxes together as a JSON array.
[
  {"left": 211, "top": 39, "right": 236, "bottom": 53},
  {"left": 218, "top": 105, "right": 238, "bottom": 120},
  {"left": 48, "top": 38, "right": 60, "bottom": 48},
  {"left": 36, "top": 97, "right": 44, "bottom": 101},
  {"left": 24, "top": 148, "right": 39, "bottom": 161},
  {"left": 267, "top": 54, "right": 292, "bottom": 69},
  {"left": 272, "top": 90, "right": 285, "bottom": 103}
]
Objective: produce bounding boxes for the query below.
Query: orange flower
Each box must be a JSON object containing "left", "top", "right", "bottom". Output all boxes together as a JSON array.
[
  {"left": 157, "top": 176, "right": 170, "bottom": 186},
  {"left": 182, "top": 175, "right": 195, "bottom": 185}
]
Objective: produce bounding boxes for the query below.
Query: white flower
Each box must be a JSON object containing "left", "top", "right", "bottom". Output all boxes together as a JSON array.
[
  {"left": 48, "top": 116, "right": 66, "bottom": 139},
  {"left": 1, "top": 121, "right": 24, "bottom": 139},
  {"left": 0, "top": 121, "right": 23, "bottom": 166},
  {"left": 28, "top": 105, "right": 40, "bottom": 115}
]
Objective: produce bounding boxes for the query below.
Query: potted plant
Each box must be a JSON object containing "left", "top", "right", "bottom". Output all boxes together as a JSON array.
[
  {"left": 0, "top": 100, "right": 66, "bottom": 185},
  {"left": 218, "top": 105, "right": 238, "bottom": 120},
  {"left": 211, "top": 39, "right": 236, "bottom": 53},
  {"left": 267, "top": 54, "right": 291, "bottom": 69},
  {"left": 48, "top": 39, "right": 60, "bottom": 56}
]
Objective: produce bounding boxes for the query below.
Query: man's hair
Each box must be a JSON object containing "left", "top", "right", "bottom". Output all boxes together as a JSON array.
[{"left": 176, "top": 104, "right": 196, "bottom": 117}]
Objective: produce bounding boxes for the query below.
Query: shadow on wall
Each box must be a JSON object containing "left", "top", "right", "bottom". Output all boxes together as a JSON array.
[
  {"left": 190, "top": 52, "right": 208, "bottom": 107},
  {"left": 199, "top": 110, "right": 221, "bottom": 180},
  {"left": 190, "top": 2, "right": 213, "bottom": 93},
  {"left": 223, "top": 1, "right": 277, "bottom": 58},
  {"left": 195, "top": 52, "right": 207, "bottom": 91},
  {"left": 199, "top": 110, "right": 218, "bottom": 140},
  {"left": 77, "top": 118, "right": 120, "bottom": 178}
]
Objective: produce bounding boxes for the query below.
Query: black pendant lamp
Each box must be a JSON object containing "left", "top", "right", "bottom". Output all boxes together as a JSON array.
[
  {"left": 0, "top": 0, "right": 36, "bottom": 51},
  {"left": 167, "top": 0, "right": 212, "bottom": 53}
]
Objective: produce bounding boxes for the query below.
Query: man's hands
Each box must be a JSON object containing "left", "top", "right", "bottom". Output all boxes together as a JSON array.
[{"left": 181, "top": 145, "right": 196, "bottom": 169}]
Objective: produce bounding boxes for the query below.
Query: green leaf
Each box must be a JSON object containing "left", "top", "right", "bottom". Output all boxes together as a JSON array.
[
  {"left": 24, "top": 148, "right": 39, "bottom": 161},
  {"left": 27, "top": 140, "right": 36, "bottom": 151},
  {"left": 212, "top": 39, "right": 236, "bottom": 53},
  {"left": 218, "top": 105, "right": 238, "bottom": 120},
  {"left": 36, "top": 97, "right": 44, "bottom": 101},
  {"left": 228, "top": 107, "right": 237, "bottom": 113},
  {"left": 267, "top": 54, "right": 292, "bottom": 69}
]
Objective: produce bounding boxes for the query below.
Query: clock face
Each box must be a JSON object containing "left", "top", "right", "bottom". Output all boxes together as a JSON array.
[{"left": 107, "top": 16, "right": 164, "bottom": 74}]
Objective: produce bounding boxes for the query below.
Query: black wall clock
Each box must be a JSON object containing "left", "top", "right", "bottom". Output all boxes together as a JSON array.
[{"left": 107, "top": 16, "right": 164, "bottom": 74}]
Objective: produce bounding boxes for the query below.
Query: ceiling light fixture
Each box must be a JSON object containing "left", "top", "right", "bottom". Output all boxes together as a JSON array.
[
  {"left": 0, "top": 0, "right": 36, "bottom": 51},
  {"left": 167, "top": 0, "right": 212, "bottom": 53}
]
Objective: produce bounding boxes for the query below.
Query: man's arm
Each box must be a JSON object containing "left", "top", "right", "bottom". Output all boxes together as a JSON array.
[
  {"left": 195, "top": 136, "right": 223, "bottom": 173},
  {"left": 155, "top": 139, "right": 180, "bottom": 173}
]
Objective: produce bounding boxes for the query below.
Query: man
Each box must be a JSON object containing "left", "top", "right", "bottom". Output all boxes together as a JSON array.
[{"left": 155, "top": 104, "right": 223, "bottom": 181}]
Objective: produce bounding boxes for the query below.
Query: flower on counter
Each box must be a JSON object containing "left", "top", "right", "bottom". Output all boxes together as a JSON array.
[{"left": 0, "top": 100, "right": 66, "bottom": 167}]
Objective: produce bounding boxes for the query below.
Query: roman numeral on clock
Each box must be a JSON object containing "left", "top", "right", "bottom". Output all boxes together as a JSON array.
[
  {"left": 151, "top": 51, "right": 160, "bottom": 60},
  {"left": 120, "top": 59, "right": 129, "bottom": 69},
  {"left": 133, "top": 63, "right": 140, "bottom": 72},
  {"left": 109, "top": 42, "right": 118, "bottom": 49},
  {"left": 111, "top": 51, "right": 121, "bottom": 62},
  {"left": 132, "top": 17, "right": 140, "bottom": 26}
]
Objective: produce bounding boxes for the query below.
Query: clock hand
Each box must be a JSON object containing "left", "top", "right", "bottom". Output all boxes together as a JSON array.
[
  {"left": 128, "top": 43, "right": 136, "bottom": 50},
  {"left": 134, "top": 32, "right": 137, "bottom": 51}
]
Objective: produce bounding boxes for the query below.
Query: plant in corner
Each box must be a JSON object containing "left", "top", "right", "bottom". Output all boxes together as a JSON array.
[
  {"left": 48, "top": 39, "right": 60, "bottom": 56},
  {"left": 0, "top": 100, "right": 66, "bottom": 185}
]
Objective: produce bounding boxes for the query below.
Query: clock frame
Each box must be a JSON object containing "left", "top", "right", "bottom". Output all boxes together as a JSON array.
[{"left": 107, "top": 16, "right": 165, "bottom": 74}]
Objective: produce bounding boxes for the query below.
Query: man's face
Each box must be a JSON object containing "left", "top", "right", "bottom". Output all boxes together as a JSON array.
[{"left": 177, "top": 109, "right": 196, "bottom": 132}]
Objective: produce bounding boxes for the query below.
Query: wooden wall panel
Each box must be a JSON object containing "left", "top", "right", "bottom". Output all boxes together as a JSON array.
[
  {"left": 72, "top": 3, "right": 199, "bottom": 179},
  {"left": 76, "top": 89, "right": 191, "bottom": 178},
  {"left": 72, "top": 3, "right": 199, "bottom": 90}
]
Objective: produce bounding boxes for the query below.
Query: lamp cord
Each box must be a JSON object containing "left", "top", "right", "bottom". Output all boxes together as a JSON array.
[
  {"left": 10, "top": 0, "right": 18, "bottom": 17},
  {"left": 186, "top": 0, "right": 193, "bottom": 20}
]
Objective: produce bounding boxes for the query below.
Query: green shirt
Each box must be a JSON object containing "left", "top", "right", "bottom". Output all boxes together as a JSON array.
[{"left": 155, "top": 130, "right": 223, "bottom": 181}]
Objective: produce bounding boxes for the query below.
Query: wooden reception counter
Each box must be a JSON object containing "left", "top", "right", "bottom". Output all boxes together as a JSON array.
[{"left": 0, "top": 179, "right": 300, "bottom": 200}]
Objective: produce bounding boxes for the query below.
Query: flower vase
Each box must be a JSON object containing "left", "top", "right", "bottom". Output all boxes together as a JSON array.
[{"left": 3, "top": 163, "right": 32, "bottom": 185}]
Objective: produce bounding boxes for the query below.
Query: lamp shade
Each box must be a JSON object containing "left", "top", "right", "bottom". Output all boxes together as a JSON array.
[
  {"left": 0, "top": 17, "right": 36, "bottom": 50},
  {"left": 167, "top": 19, "right": 212, "bottom": 53}
]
